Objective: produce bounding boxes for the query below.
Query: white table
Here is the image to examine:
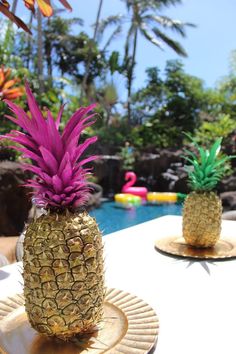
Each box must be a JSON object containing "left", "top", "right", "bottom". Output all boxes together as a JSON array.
[{"left": 1, "top": 215, "right": 236, "bottom": 354}]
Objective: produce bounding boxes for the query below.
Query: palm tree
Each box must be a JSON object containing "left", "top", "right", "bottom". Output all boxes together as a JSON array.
[
  {"left": 98, "top": 0, "right": 195, "bottom": 124},
  {"left": 37, "top": 8, "right": 44, "bottom": 94},
  {"left": 96, "top": 83, "right": 119, "bottom": 125},
  {"left": 81, "top": 0, "right": 104, "bottom": 100}
]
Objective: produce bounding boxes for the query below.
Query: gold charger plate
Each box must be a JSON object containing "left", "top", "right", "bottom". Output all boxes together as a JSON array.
[
  {"left": 155, "top": 236, "right": 236, "bottom": 260},
  {"left": 0, "top": 288, "right": 159, "bottom": 354}
]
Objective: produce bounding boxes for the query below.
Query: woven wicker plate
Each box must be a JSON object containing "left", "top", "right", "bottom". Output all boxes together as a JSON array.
[
  {"left": 155, "top": 236, "right": 236, "bottom": 260},
  {"left": 0, "top": 288, "right": 158, "bottom": 354}
]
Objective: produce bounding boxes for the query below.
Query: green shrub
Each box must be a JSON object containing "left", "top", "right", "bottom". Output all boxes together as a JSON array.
[{"left": 195, "top": 114, "right": 236, "bottom": 147}]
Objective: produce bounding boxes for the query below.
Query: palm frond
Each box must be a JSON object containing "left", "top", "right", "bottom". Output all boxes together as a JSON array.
[
  {"left": 152, "top": 27, "right": 187, "bottom": 56},
  {"left": 64, "top": 17, "right": 84, "bottom": 26},
  {"left": 124, "top": 0, "right": 182, "bottom": 10},
  {"left": 103, "top": 26, "right": 123, "bottom": 51},
  {"left": 145, "top": 15, "right": 195, "bottom": 37},
  {"left": 155, "top": 0, "right": 183, "bottom": 9},
  {"left": 96, "top": 15, "right": 124, "bottom": 38},
  {"left": 140, "top": 23, "right": 163, "bottom": 48}
]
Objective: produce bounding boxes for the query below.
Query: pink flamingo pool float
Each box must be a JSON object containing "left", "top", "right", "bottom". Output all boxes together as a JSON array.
[{"left": 122, "top": 171, "right": 148, "bottom": 200}]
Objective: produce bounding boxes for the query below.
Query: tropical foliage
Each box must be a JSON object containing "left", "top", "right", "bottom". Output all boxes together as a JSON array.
[
  {"left": 0, "top": 0, "right": 72, "bottom": 33},
  {"left": 129, "top": 60, "right": 232, "bottom": 148},
  {"left": 0, "top": 2, "right": 236, "bottom": 158},
  {"left": 195, "top": 114, "right": 236, "bottom": 148}
]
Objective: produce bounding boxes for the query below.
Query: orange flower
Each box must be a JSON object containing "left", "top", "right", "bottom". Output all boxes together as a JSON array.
[
  {"left": 24, "top": 0, "right": 72, "bottom": 17},
  {"left": 0, "top": 66, "right": 24, "bottom": 101}
]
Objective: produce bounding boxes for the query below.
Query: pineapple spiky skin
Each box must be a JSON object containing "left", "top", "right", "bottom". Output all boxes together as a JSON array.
[
  {"left": 183, "top": 191, "right": 222, "bottom": 248},
  {"left": 23, "top": 210, "right": 105, "bottom": 339}
]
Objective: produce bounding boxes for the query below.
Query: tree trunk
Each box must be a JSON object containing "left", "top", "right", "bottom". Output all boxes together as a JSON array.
[
  {"left": 105, "top": 106, "right": 112, "bottom": 126},
  {"left": 26, "top": 12, "right": 33, "bottom": 70},
  {"left": 45, "top": 18, "right": 53, "bottom": 85},
  {"left": 11, "top": 0, "right": 17, "bottom": 14},
  {"left": 37, "top": 9, "right": 44, "bottom": 95},
  {"left": 81, "top": 0, "right": 103, "bottom": 101},
  {"left": 127, "top": 27, "right": 138, "bottom": 125}
]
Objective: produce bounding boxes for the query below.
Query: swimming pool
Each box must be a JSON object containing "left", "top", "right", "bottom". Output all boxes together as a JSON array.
[{"left": 90, "top": 201, "right": 182, "bottom": 235}]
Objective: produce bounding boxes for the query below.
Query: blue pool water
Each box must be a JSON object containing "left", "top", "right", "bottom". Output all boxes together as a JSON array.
[{"left": 90, "top": 201, "right": 182, "bottom": 235}]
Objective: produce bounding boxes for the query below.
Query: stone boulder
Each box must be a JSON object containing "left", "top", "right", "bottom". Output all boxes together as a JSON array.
[
  {"left": 158, "top": 149, "right": 183, "bottom": 172},
  {"left": 135, "top": 153, "right": 161, "bottom": 178},
  {"left": 220, "top": 191, "right": 236, "bottom": 211},
  {"left": 0, "top": 161, "right": 32, "bottom": 236},
  {"left": 172, "top": 174, "right": 190, "bottom": 194},
  {"left": 86, "top": 183, "right": 103, "bottom": 210},
  {"left": 218, "top": 176, "right": 236, "bottom": 193},
  {"left": 93, "top": 156, "right": 122, "bottom": 196}
]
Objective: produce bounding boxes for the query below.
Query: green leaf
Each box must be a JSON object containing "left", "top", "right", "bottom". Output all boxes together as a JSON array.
[
  {"left": 206, "top": 138, "right": 222, "bottom": 165},
  {"left": 194, "top": 168, "right": 204, "bottom": 179},
  {"left": 199, "top": 147, "right": 207, "bottom": 168},
  {"left": 109, "top": 51, "right": 120, "bottom": 74},
  {"left": 183, "top": 148, "right": 198, "bottom": 162},
  {"left": 204, "top": 164, "right": 214, "bottom": 176},
  {"left": 184, "top": 156, "right": 198, "bottom": 167}
]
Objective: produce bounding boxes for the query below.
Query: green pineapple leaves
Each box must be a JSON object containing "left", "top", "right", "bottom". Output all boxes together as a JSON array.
[{"left": 183, "top": 134, "right": 235, "bottom": 192}]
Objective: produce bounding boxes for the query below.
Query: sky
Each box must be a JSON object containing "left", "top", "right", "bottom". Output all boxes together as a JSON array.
[{"left": 67, "top": 0, "right": 236, "bottom": 91}]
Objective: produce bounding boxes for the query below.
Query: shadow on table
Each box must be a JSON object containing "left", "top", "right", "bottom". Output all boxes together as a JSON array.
[
  {"left": 184, "top": 259, "right": 216, "bottom": 275},
  {"left": 173, "top": 255, "right": 236, "bottom": 275},
  {"left": 0, "top": 269, "right": 10, "bottom": 280},
  {"left": 166, "top": 256, "right": 216, "bottom": 275},
  {"left": 156, "top": 246, "right": 236, "bottom": 275}
]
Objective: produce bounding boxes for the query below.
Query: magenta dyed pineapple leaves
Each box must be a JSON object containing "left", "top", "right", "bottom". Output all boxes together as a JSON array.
[{"left": 0, "top": 82, "right": 98, "bottom": 209}]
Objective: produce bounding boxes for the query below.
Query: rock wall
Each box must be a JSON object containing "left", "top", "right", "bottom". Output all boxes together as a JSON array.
[{"left": 0, "top": 161, "right": 32, "bottom": 236}]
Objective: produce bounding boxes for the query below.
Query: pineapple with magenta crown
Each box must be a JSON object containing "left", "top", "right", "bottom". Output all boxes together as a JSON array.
[
  {"left": 1, "top": 82, "right": 105, "bottom": 339},
  {"left": 183, "top": 136, "right": 234, "bottom": 248}
]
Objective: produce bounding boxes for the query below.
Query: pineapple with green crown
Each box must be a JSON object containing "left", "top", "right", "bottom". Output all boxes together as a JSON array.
[
  {"left": 1, "top": 82, "right": 105, "bottom": 339},
  {"left": 182, "top": 136, "right": 234, "bottom": 248}
]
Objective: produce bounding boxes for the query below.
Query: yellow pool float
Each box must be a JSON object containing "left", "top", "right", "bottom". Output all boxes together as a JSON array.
[
  {"left": 114, "top": 193, "right": 142, "bottom": 208},
  {"left": 147, "top": 192, "right": 186, "bottom": 204}
]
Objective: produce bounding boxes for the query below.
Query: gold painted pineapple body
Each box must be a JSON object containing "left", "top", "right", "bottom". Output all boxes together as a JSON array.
[
  {"left": 183, "top": 191, "right": 222, "bottom": 248},
  {"left": 23, "top": 210, "right": 104, "bottom": 339}
]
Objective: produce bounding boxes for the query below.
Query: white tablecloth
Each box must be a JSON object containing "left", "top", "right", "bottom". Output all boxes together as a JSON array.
[{"left": 1, "top": 215, "right": 236, "bottom": 354}]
